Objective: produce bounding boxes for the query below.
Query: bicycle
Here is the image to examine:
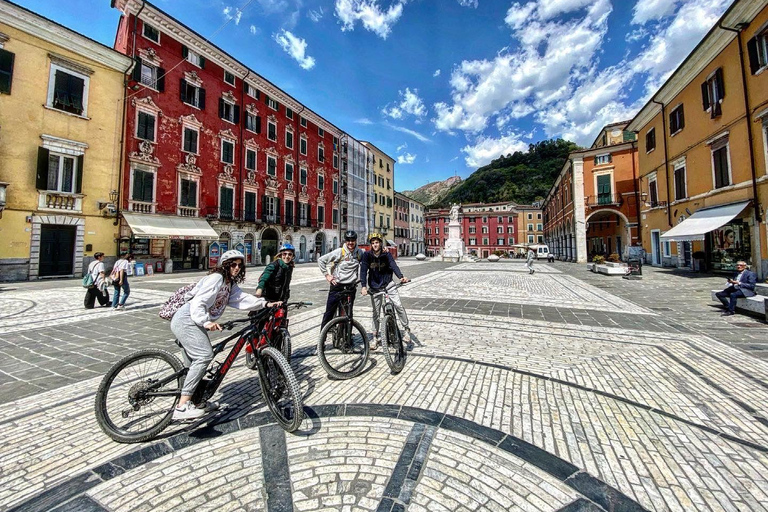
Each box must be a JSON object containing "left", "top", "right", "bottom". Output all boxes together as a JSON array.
[
  {"left": 244, "top": 301, "right": 309, "bottom": 368},
  {"left": 372, "top": 282, "right": 409, "bottom": 374},
  {"left": 317, "top": 284, "right": 369, "bottom": 380},
  {"left": 94, "top": 304, "right": 310, "bottom": 443}
]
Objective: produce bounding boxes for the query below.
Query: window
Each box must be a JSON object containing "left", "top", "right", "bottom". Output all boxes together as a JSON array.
[
  {"left": 49, "top": 66, "right": 88, "bottom": 116},
  {"left": 318, "top": 127, "right": 325, "bottom": 137},
  {"left": 469, "top": 226, "right": 476, "bottom": 234},
  {"left": 221, "top": 140, "right": 234, "bottom": 164},
  {"left": 246, "top": 148, "right": 256, "bottom": 170},
  {"left": 711, "top": 138, "right": 731, "bottom": 189},
  {"left": 483, "top": 237, "right": 489, "bottom": 245},
  {"left": 224, "top": 71, "right": 235, "bottom": 86},
  {"left": 136, "top": 111, "right": 156, "bottom": 142},
  {"left": 469, "top": 238, "right": 476, "bottom": 245},
  {"left": 597, "top": 174, "right": 612, "bottom": 204},
  {"left": 318, "top": 206, "right": 324, "bottom": 225},
  {"left": 245, "top": 113, "right": 260, "bottom": 133},
  {"left": 662, "top": 241, "right": 672, "bottom": 258},
  {"left": 180, "top": 178, "right": 197, "bottom": 207},
  {"left": 497, "top": 216, "right": 502, "bottom": 223},
  {"left": 300, "top": 116, "right": 307, "bottom": 127},
  {"left": 333, "top": 153, "right": 339, "bottom": 169},
  {"left": 669, "top": 105, "right": 685, "bottom": 135},
  {"left": 286, "top": 107, "right": 293, "bottom": 119},
  {"left": 318, "top": 174, "right": 324, "bottom": 190},
  {"left": 482, "top": 226, "right": 489, "bottom": 234},
  {"left": 528, "top": 235, "right": 534, "bottom": 244},
  {"left": 45, "top": 153, "right": 79, "bottom": 193},
  {"left": 219, "top": 99, "right": 238, "bottom": 123},
  {"left": 300, "top": 137, "right": 307, "bottom": 155},
  {"left": 267, "top": 120, "right": 277, "bottom": 142},
  {"left": 300, "top": 203, "right": 309, "bottom": 225},
  {"left": 673, "top": 162, "right": 687, "bottom": 201},
  {"left": 183, "top": 127, "right": 198, "bottom": 153},
  {"left": 537, "top": 224, "right": 542, "bottom": 231},
  {"left": 333, "top": 180, "right": 338, "bottom": 194},
  {"left": 285, "top": 130, "right": 293, "bottom": 149},
  {"left": 528, "top": 213, "right": 532, "bottom": 220},
  {"left": 332, "top": 208, "right": 339, "bottom": 225},
  {"left": 142, "top": 23, "right": 159, "bottom": 43},
  {"left": 527, "top": 223, "right": 534, "bottom": 231},
  {"left": 497, "top": 238, "right": 504, "bottom": 246},
  {"left": 747, "top": 28, "right": 768, "bottom": 74},
  {"left": 180, "top": 80, "right": 204, "bottom": 109},
  {"left": 246, "top": 84, "right": 259, "bottom": 99},
  {"left": 387, "top": 178, "right": 391, "bottom": 190},
  {"left": 318, "top": 145, "right": 325, "bottom": 162},
  {"left": 132, "top": 169, "right": 154, "bottom": 202},
  {"left": 264, "top": 196, "right": 277, "bottom": 222},
  {"left": 285, "top": 162, "right": 294, "bottom": 181},
  {"left": 0, "top": 48, "right": 14, "bottom": 94},
  {"left": 537, "top": 235, "right": 544, "bottom": 243},
  {"left": 244, "top": 191, "right": 257, "bottom": 222},
  {"left": 266, "top": 96, "right": 278, "bottom": 110},
  {"left": 284, "top": 199, "right": 295, "bottom": 224},
  {"left": 300, "top": 167, "right": 308, "bottom": 185},
  {"left": 219, "top": 187, "right": 234, "bottom": 220},
  {"left": 508, "top": 227, "right": 514, "bottom": 234},
  {"left": 594, "top": 154, "right": 611, "bottom": 165},
  {"left": 648, "top": 176, "right": 658, "bottom": 207},
  {"left": 702, "top": 68, "right": 724, "bottom": 118},
  {"left": 646, "top": 128, "right": 656, "bottom": 153},
  {"left": 182, "top": 46, "right": 204, "bottom": 68},
  {"left": 497, "top": 226, "right": 503, "bottom": 234},
  {"left": 137, "top": 60, "right": 159, "bottom": 90},
  {"left": 537, "top": 213, "right": 541, "bottom": 219},
  {"left": 482, "top": 216, "right": 488, "bottom": 223}
]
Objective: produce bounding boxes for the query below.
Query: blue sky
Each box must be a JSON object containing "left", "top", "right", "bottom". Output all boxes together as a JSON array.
[{"left": 17, "top": 0, "right": 731, "bottom": 191}]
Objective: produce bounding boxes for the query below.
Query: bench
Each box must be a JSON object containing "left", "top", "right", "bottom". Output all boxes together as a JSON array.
[{"left": 711, "top": 283, "right": 768, "bottom": 321}]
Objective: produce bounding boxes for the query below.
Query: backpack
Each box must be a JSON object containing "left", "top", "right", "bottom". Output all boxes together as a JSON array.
[
  {"left": 82, "top": 261, "right": 97, "bottom": 288},
  {"left": 340, "top": 246, "right": 363, "bottom": 262},
  {"left": 158, "top": 283, "right": 197, "bottom": 320}
]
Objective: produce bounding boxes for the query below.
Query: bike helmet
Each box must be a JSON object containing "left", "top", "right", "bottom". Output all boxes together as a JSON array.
[
  {"left": 220, "top": 249, "right": 246, "bottom": 265},
  {"left": 278, "top": 243, "right": 295, "bottom": 254},
  {"left": 369, "top": 232, "right": 383, "bottom": 243},
  {"left": 344, "top": 230, "right": 358, "bottom": 241}
]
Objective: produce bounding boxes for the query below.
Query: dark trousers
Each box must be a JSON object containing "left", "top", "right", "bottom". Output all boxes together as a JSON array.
[
  {"left": 84, "top": 286, "right": 110, "bottom": 309},
  {"left": 716, "top": 286, "right": 746, "bottom": 313},
  {"left": 321, "top": 283, "right": 357, "bottom": 328}
]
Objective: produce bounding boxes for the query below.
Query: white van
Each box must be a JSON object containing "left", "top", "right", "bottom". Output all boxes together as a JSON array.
[{"left": 527, "top": 244, "right": 550, "bottom": 260}]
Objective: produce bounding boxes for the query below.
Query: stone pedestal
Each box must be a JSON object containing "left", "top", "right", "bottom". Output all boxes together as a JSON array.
[{"left": 441, "top": 219, "right": 468, "bottom": 261}]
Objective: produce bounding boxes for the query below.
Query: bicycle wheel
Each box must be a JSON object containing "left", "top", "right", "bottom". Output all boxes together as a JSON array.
[
  {"left": 95, "top": 349, "right": 184, "bottom": 443},
  {"left": 382, "top": 314, "right": 406, "bottom": 374},
  {"left": 273, "top": 328, "right": 292, "bottom": 362},
  {"left": 258, "top": 346, "right": 303, "bottom": 432},
  {"left": 318, "top": 317, "right": 369, "bottom": 379}
]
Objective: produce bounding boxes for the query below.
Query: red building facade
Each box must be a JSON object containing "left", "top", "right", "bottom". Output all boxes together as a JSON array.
[
  {"left": 112, "top": 0, "right": 342, "bottom": 269},
  {"left": 425, "top": 202, "right": 519, "bottom": 258}
]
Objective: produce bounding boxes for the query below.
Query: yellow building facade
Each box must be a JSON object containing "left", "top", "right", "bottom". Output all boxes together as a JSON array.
[
  {"left": 361, "top": 141, "right": 395, "bottom": 241},
  {"left": 0, "top": 1, "right": 131, "bottom": 281},
  {"left": 628, "top": 0, "right": 768, "bottom": 278}
]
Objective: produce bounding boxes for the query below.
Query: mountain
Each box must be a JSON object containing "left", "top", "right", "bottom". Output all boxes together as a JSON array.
[
  {"left": 435, "top": 138, "right": 580, "bottom": 207},
  {"left": 402, "top": 176, "right": 462, "bottom": 206}
]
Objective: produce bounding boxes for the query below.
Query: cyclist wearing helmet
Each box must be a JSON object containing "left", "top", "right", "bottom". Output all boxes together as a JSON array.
[
  {"left": 170, "top": 250, "right": 282, "bottom": 421},
  {"left": 256, "top": 243, "right": 295, "bottom": 302},
  {"left": 318, "top": 230, "right": 364, "bottom": 328},
  {"left": 360, "top": 233, "right": 410, "bottom": 350}
]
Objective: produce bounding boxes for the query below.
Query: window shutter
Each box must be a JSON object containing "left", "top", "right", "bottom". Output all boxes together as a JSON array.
[
  {"left": 679, "top": 106, "right": 685, "bottom": 130},
  {"left": 36, "top": 147, "right": 50, "bottom": 189},
  {"left": 255, "top": 90, "right": 260, "bottom": 100},
  {"left": 147, "top": 114, "right": 155, "bottom": 141},
  {"left": 276, "top": 197, "right": 281, "bottom": 221},
  {"left": 179, "top": 78, "right": 187, "bottom": 103},
  {"left": 264, "top": 93, "right": 269, "bottom": 105},
  {"left": 156, "top": 68, "right": 165, "bottom": 92},
  {"left": 144, "top": 172, "right": 154, "bottom": 202},
  {"left": 199, "top": 87, "right": 206, "bottom": 110},
  {"left": 233, "top": 105, "right": 240, "bottom": 124},
  {"left": 182, "top": 45, "right": 188, "bottom": 58},
  {"left": 132, "top": 57, "right": 142, "bottom": 82},
  {"left": 200, "top": 56, "right": 205, "bottom": 69},
  {"left": 261, "top": 195, "right": 267, "bottom": 217},
  {"left": 256, "top": 116, "right": 261, "bottom": 134},
  {"left": 243, "top": 81, "right": 248, "bottom": 93},
  {"left": 181, "top": 180, "right": 189, "bottom": 205},
  {"left": 715, "top": 67, "right": 724, "bottom": 100},
  {"left": 701, "top": 81, "right": 709, "bottom": 111},
  {"left": 747, "top": 37, "right": 760, "bottom": 75},
  {"left": 219, "top": 98, "right": 224, "bottom": 119},
  {"left": 296, "top": 200, "right": 300, "bottom": 224},
  {"left": 137, "top": 112, "right": 147, "bottom": 139},
  {"left": 0, "top": 49, "right": 15, "bottom": 94}
]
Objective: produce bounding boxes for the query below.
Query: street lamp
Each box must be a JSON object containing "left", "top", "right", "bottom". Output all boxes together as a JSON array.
[
  {"left": 0, "top": 182, "right": 8, "bottom": 219},
  {"left": 109, "top": 189, "right": 118, "bottom": 204}
]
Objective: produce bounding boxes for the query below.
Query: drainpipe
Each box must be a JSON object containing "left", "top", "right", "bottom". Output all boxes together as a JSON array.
[
  {"left": 719, "top": 21, "right": 762, "bottom": 278},
  {"left": 651, "top": 99, "right": 672, "bottom": 229}
]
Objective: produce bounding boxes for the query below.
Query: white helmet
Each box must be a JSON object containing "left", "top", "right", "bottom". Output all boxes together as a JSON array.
[{"left": 220, "top": 249, "right": 245, "bottom": 265}]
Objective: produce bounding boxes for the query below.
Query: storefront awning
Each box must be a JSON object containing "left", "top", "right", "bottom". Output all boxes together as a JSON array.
[
  {"left": 122, "top": 213, "right": 219, "bottom": 240},
  {"left": 660, "top": 201, "right": 750, "bottom": 242}
]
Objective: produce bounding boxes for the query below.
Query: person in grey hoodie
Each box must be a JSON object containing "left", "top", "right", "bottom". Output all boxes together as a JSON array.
[
  {"left": 526, "top": 247, "right": 535, "bottom": 274},
  {"left": 318, "top": 230, "right": 364, "bottom": 328}
]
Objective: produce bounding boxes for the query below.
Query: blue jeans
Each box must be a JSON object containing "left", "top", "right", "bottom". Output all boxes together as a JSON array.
[
  {"left": 715, "top": 286, "right": 745, "bottom": 313},
  {"left": 112, "top": 279, "right": 130, "bottom": 307}
]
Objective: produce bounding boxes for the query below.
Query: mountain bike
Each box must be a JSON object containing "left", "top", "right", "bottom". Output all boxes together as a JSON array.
[
  {"left": 373, "top": 282, "right": 409, "bottom": 374},
  {"left": 317, "top": 284, "right": 369, "bottom": 380},
  {"left": 244, "top": 301, "right": 309, "bottom": 368},
  {"left": 95, "top": 305, "right": 308, "bottom": 443}
]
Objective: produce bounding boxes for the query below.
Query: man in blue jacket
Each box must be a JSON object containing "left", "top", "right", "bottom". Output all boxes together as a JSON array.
[
  {"left": 715, "top": 261, "right": 757, "bottom": 316},
  {"left": 360, "top": 232, "right": 410, "bottom": 350}
]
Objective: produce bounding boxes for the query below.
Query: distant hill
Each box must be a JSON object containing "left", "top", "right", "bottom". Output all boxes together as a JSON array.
[
  {"left": 402, "top": 176, "right": 462, "bottom": 206},
  {"left": 435, "top": 138, "right": 580, "bottom": 207}
]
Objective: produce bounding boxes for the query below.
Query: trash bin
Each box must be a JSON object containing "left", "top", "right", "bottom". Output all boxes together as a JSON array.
[{"left": 627, "top": 257, "right": 642, "bottom": 276}]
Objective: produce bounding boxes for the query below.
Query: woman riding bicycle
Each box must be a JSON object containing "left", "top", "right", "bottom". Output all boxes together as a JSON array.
[
  {"left": 360, "top": 232, "right": 410, "bottom": 350},
  {"left": 171, "top": 250, "right": 281, "bottom": 421}
]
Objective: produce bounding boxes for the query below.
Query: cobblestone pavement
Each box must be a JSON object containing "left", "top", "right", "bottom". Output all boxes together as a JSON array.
[{"left": 2, "top": 258, "right": 768, "bottom": 511}]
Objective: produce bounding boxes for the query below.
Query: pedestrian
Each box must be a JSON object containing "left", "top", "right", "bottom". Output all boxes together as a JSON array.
[
  {"left": 715, "top": 261, "right": 757, "bottom": 316},
  {"left": 526, "top": 247, "right": 535, "bottom": 275},
  {"left": 111, "top": 253, "right": 133, "bottom": 310},
  {"left": 318, "top": 230, "right": 363, "bottom": 329},
  {"left": 84, "top": 252, "right": 110, "bottom": 309}
]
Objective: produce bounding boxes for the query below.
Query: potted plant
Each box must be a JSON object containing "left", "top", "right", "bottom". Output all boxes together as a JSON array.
[{"left": 592, "top": 255, "right": 606, "bottom": 264}]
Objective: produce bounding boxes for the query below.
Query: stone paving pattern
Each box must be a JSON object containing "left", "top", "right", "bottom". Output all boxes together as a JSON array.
[{"left": 1, "top": 259, "right": 768, "bottom": 511}]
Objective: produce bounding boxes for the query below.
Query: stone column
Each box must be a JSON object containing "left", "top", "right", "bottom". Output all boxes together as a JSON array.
[{"left": 572, "top": 157, "right": 587, "bottom": 263}]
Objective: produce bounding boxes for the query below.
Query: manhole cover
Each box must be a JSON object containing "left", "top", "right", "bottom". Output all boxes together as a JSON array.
[{"left": 733, "top": 323, "right": 768, "bottom": 328}]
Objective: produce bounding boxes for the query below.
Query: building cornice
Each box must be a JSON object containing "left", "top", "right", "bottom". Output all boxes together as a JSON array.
[
  {"left": 0, "top": 1, "right": 132, "bottom": 71},
  {"left": 627, "top": 0, "right": 768, "bottom": 132}
]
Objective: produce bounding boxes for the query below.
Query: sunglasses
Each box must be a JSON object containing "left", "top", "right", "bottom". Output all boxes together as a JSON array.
[
  {"left": 281, "top": 253, "right": 294, "bottom": 258},
  {"left": 229, "top": 262, "right": 243, "bottom": 269}
]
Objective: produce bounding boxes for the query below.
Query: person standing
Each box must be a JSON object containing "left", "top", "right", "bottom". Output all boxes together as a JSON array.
[
  {"left": 256, "top": 243, "right": 295, "bottom": 302},
  {"left": 84, "top": 252, "right": 110, "bottom": 309},
  {"left": 111, "top": 253, "right": 133, "bottom": 310},
  {"left": 318, "top": 230, "right": 363, "bottom": 329},
  {"left": 715, "top": 261, "right": 757, "bottom": 316},
  {"left": 526, "top": 247, "right": 535, "bottom": 275}
]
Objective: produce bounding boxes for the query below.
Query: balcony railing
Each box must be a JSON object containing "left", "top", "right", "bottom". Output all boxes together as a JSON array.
[
  {"left": 38, "top": 191, "right": 83, "bottom": 212},
  {"left": 178, "top": 206, "right": 199, "bottom": 217},
  {"left": 586, "top": 194, "right": 623, "bottom": 207},
  {"left": 200, "top": 207, "right": 261, "bottom": 223},
  {"left": 129, "top": 200, "right": 155, "bottom": 214}
]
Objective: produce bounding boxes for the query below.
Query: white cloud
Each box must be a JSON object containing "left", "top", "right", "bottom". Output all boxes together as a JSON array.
[
  {"left": 397, "top": 153, "right": 417, "bottom": 164},
  {"left": 625, "top": 27, "right": 647, "bottom": 43},
  {"left": 631, "top": 0, "right": 680, "bottom": 25},
  {"left": 384, "top": 122, "right": 431, "bottom": 142},
  {"left": 383, "top": 87, "right": 426, "bottom": 120},
  {"left": 457, "top": 0, "right": 478, "bottom": 7},
  {"left": 396, "top": 143, "right": 408, "bottom": 152},
  {"left": 308, "top": 6, "right": 325, "bottom": 22},
  {"left": 334, "top": 0, "right": 406, "bottom": 39},
  {"left": 433, "top": 69, "right": 441, "bottom": 77},
  {"left": 356, "top": 118, "right": 374, "bottom": 125},
  {"left": 250, "top": 24, "right": 258, "bottom": 34},
  {"left": 274, "top": 30, "right": 316, "bottom": 70},
  {"left": 223, "top": 6, "right": 243, "bottom": 25},
  {"left": 462, "top": 134, "right": 528, "bottom": 168}
]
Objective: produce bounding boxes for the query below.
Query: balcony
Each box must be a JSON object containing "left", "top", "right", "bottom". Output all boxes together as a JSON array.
[
  {"left": 38, "top": 191, "right": 83, "bottom": 212},
  {"left": 200, "top": 207, "right": 261, "bottom": 223},
  {"left": 177, "top": 206, "right": 199, "bottom": 217},
  {"left": 586, "top": 194, "right": 623, "bottom": 208},
  {"left": 128, "top": 200, "right": 155, "bottom": 214}
]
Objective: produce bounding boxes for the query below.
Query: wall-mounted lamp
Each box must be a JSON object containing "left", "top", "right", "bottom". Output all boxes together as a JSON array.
[
  {"left": 0, "top": 182, "right": 8, "bottom": 219},
  {"left": 640, "top": 191, "right": 648, "bottom": 202},
  {"left": 98, "top": 189, "right": 119, "bottom": 215}
]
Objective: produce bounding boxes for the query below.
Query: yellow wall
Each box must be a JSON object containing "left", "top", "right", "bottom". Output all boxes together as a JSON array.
[
  {"left": 364, "top": 143, "right": 395, "bottom": 236},
  {"left": 0, "top": 19, "right": 129, "bottom": 267}
]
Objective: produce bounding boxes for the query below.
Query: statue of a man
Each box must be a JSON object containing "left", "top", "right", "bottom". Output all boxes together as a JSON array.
[{"left": 450, "top": 203, "right": 460, "bottom": 222}]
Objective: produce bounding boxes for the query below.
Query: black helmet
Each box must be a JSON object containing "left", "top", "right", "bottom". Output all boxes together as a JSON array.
[{"left": 344, "top": 230, "right": 358, "bottom": 241}]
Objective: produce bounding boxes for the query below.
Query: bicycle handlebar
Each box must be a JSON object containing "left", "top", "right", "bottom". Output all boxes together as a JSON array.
[{"left": 220, "top": 300, "right": 313, "bottom": 330}]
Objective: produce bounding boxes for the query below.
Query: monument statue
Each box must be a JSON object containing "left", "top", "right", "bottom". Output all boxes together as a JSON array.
[
  {"left": 442, "top": 203, "right": 467, "bottom": 261},
  {"left": 449, "top": 203, "right": 460, "bottom": 222}
]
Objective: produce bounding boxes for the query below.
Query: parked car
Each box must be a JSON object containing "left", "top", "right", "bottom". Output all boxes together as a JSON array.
[{"left": 527, "top": 244, "right": 550, "bottom": 260}]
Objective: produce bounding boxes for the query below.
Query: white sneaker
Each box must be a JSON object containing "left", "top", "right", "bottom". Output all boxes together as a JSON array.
[
  {"left": 195, "top": 400, "right": 220, "bottom": 413},
  {"left": 173, "top": 402, "right": 206, "bottom": 421},
  {"left": 371, "top": 335, "right": 381, "bottom": 351}
]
